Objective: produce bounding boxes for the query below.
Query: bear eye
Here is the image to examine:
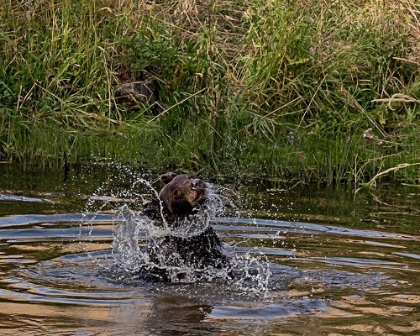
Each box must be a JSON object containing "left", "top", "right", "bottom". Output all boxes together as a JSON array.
[{"left": 173, "top": 187, "right": 179, "bottom": 196}]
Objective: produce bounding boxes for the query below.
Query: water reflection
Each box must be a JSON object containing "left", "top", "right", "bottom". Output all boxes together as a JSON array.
[
  {"left": 0, "top": 164, "right": 419, "bottom": 335},
  {"left": 145, "top": 294, "right": 216, "bottom": 335}
]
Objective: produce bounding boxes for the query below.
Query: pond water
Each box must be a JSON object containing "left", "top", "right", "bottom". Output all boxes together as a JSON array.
[{"left": 0, "top": 164, "right": 419, "bottom": 335}]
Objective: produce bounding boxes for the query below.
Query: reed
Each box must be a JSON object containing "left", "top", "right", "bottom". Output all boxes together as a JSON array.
[{"left": 1, "top": 0, "right": 419, "bottom": 185}]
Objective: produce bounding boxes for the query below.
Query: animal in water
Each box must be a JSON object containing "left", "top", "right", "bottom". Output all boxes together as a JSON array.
[{"left": 142, "top": 172, "right": 233, "bottom": 281}]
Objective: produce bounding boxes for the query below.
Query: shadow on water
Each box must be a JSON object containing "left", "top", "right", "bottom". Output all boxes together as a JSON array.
[{"left": 0, "top": 164, "right": 419, "bottom": 335}]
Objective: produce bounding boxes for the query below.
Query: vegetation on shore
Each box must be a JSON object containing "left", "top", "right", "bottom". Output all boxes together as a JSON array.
[{"left": 1, "top": 0, "right": 419, "bottom": 185}]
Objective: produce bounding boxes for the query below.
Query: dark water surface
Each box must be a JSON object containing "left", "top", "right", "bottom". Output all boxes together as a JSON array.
[{"left": 0, "top": 164, "right": 419, "bottom": 335}]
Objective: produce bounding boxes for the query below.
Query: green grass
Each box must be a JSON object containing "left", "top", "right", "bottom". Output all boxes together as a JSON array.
[{"left": 1, "top": 0, "right": 420, "bottom": 185}]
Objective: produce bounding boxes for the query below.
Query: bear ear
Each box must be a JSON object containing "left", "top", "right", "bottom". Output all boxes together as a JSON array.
[{"left": 160, "top": 172, "right": 177, "bottom": 184}]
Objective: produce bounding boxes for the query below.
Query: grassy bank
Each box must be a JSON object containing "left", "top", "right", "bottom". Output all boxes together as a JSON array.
[{"left": 1, "top": 0, "right": 419, "bottom": 184}]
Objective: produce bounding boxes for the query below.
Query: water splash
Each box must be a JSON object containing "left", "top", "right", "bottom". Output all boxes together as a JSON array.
[
  {"left": 80, "top": 169, "right": 272, "bottom": 295},
  {"left": 110, "top": 187, "right": 232, "bottom": 283},
  {"left": 112, "top": 205, "right": 142, "bottom": 268},
  {"left": 231, "top": 251, "right": 271, "bottom": 298}
]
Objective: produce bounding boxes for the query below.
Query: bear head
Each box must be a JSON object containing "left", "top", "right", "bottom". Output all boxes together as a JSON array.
[{"left": 158, "top": 173, "right": 207, "bottom": 218}]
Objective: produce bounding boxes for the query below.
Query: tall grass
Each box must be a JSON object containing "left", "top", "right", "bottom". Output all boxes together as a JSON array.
[{"left": 1, "top": 0, "right": 419, "bottom": 184}]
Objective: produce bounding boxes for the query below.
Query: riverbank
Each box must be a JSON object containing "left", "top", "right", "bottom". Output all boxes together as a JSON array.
[{"left": 1, "top": 1, "right": 419, "bottom": 184}]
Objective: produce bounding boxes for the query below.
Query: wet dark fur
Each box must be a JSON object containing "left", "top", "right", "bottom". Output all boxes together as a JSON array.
[{"left": 142, "top": 173, "right": 232, "bottom": 281}]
